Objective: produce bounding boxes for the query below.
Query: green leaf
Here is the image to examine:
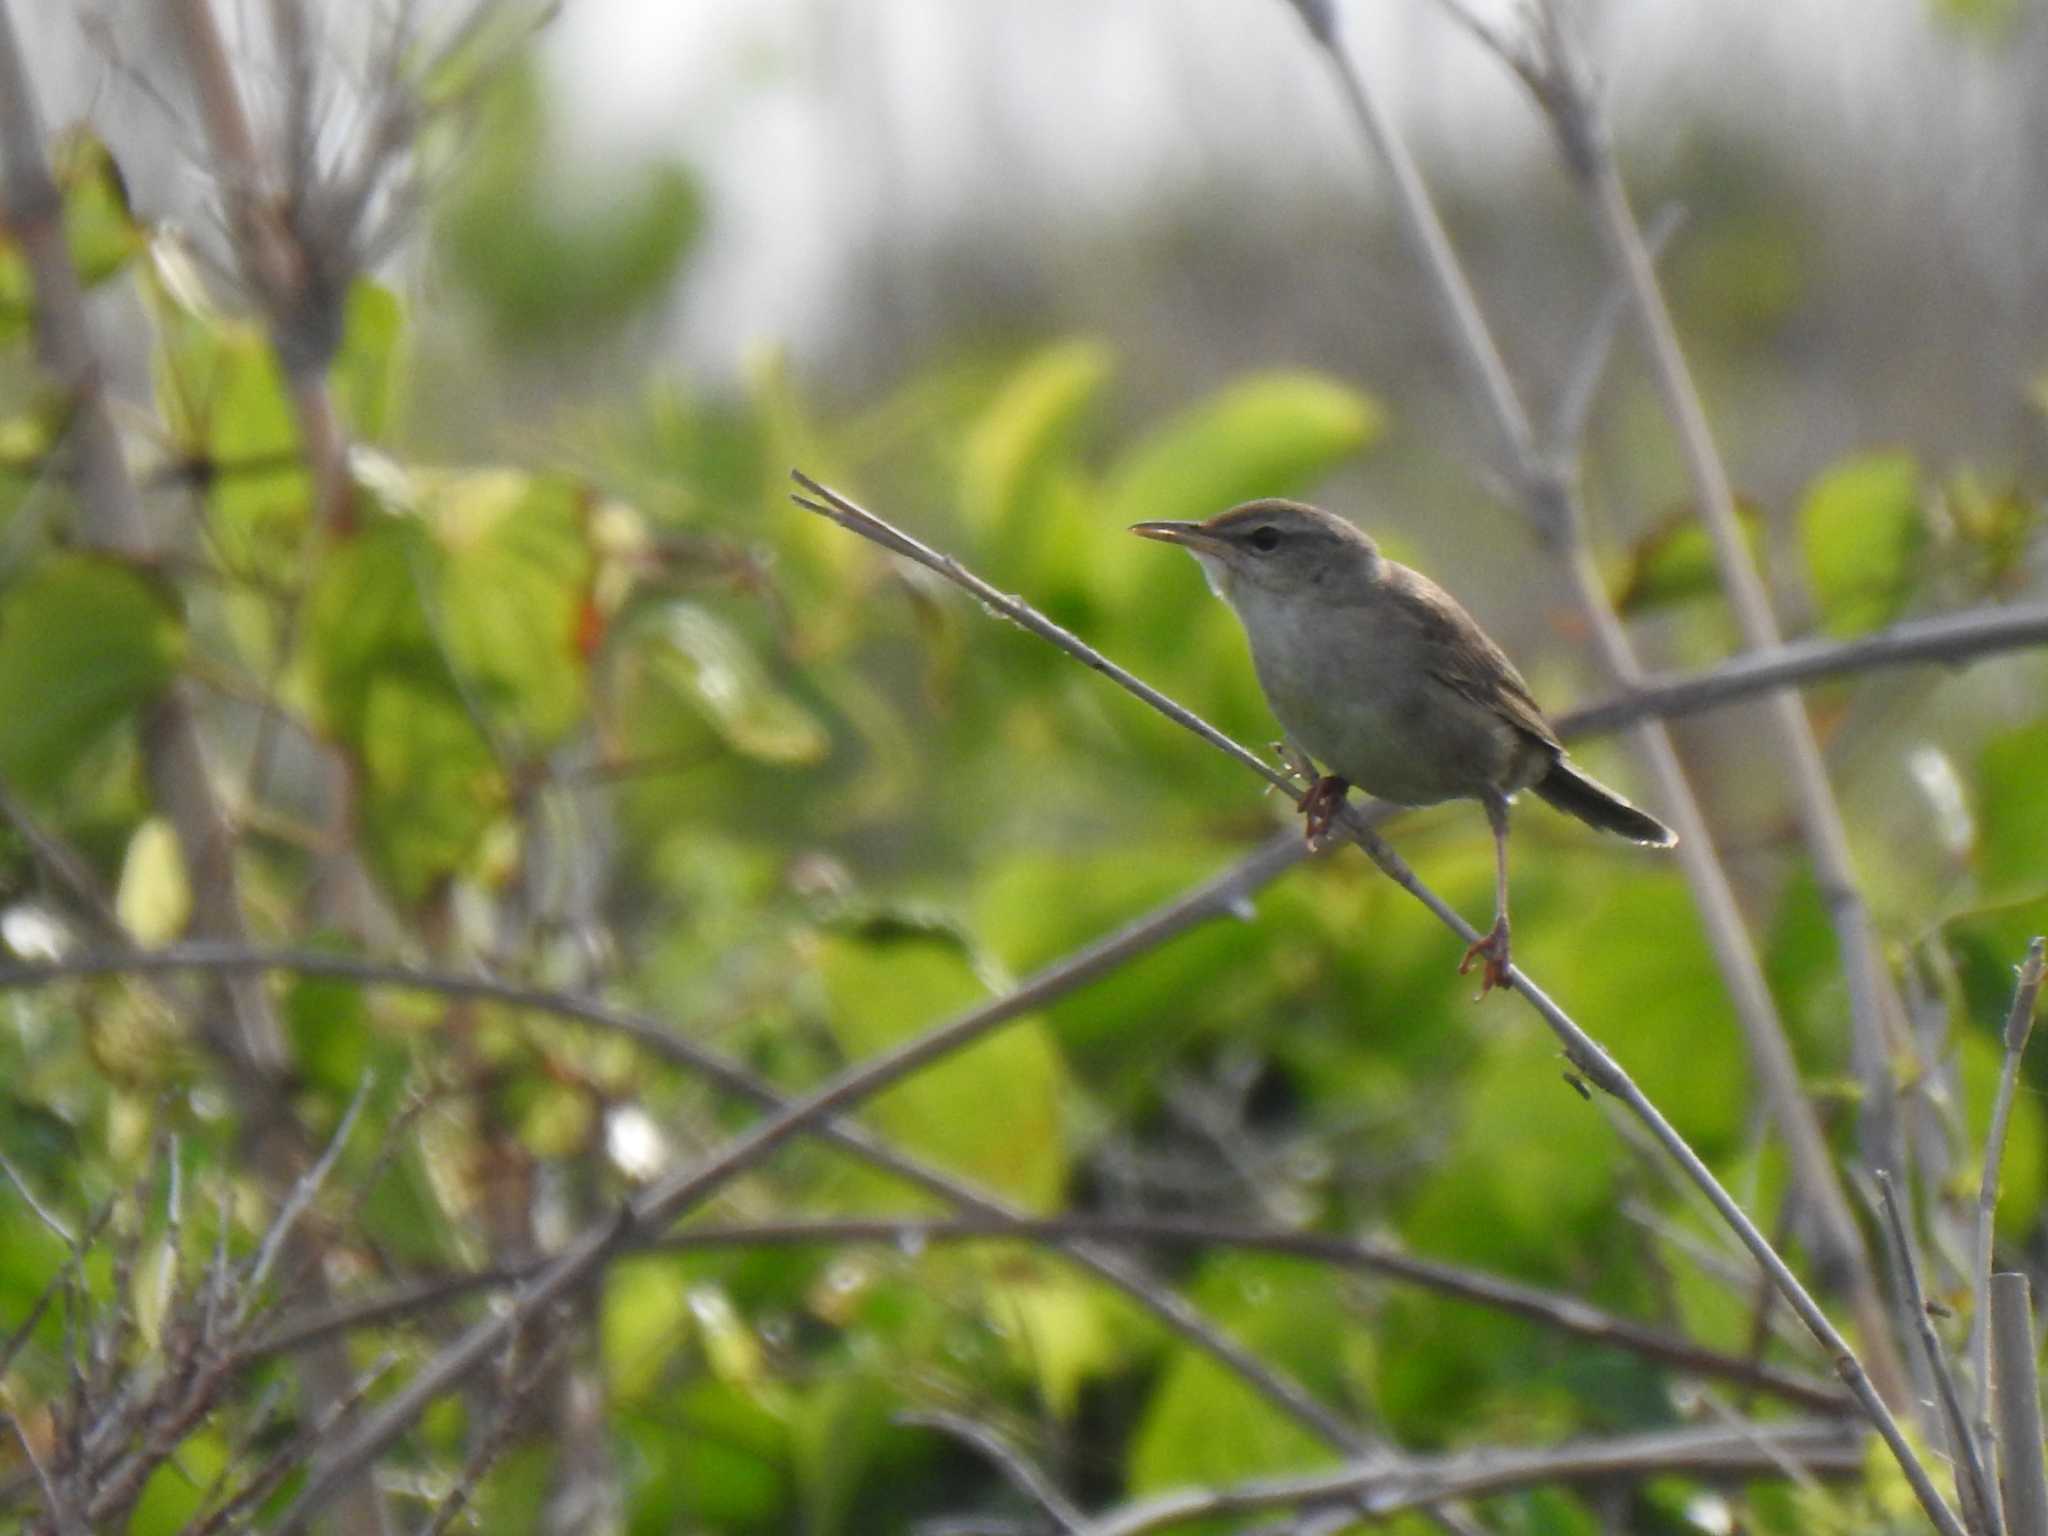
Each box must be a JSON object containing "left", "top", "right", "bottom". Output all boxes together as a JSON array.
[
  {"left": 300, "top": 517, "right": 439, "bottom": 744},
  {"left": 1128, "top": 1254, "right": 1355, "bottom": 1494},
  {"left": 358, "top": 676, "right": 503, "bottom": 903},
  {"left": 0, "top": 132, "right": 145, "bottom": 344},
  {"left": 791, "top": 1369, "right": 898, "bottom": 1536},
  {"left": 1607, "top": 498, "right": 1767, "bottom": 614},
  {"left": 605, "top": 1255, "right": 693, "bottom": 1402},
  {"left": 644, "top": 603, "right": 829, "bottom": 765},
  {"left": 143, "top": 249, "right": 309, "bottom": 601},
  {"left": 1976, "top": 720, "right": 2048, "bottom": 900},
  {"left": 283, "top": 969, "right": 373, "bottom": 1100},
  {"left": 429, "top": 469, "right": 593, "bottom": 743},
  {"left": 0, "top": 556, "right": 181, "bottom": 795},
  {"left": 981, "top": 1252, "right": 1130, "bottom": 1418},
  {"left": 816, "top": 918, "right": 1066, "bottom": 1210},
  {"left": 1800, "top": 450, "right": 1924, "bottom": 635},
  {"left": 621, "top": 1384, "right": 792, "bottom": 1533},
  {"left": 1105, "top": 371, "right": 1383, "bottom": 531}
]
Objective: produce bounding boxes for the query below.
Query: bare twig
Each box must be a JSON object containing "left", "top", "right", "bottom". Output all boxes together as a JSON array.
[
  {"left": 1076, "top": 1418, "right": 1865, "bottom": 1536},
  {"left": 1554, "top": 604, "right": 2048, "bottom": 739},
  {"left": 5, "top": 1399, "right": 87, "bottom": 1536},
  {"left": 1975, "top": 942, "right": 2047, "bottom": 1459},
  {"left": 1991, "top": 1272, "right": 2048, "bottom": 1536},
  {"left": 1547, "top": 202, "right": 1685, "bottom": 455},
  {"left": 0, "top": 1147, "right": 75, "bottom": 1246},
  {"left": 783, "top": 475, "right": 1959, "bottom": 1536},
  {"left": 1527, "top": 0, "right": 1912, "bottom": 1195},
  {"left": 415, "top": 1334, "right": 565, "bottom": 1536},
  {"left": 1878, "top": 1170, "right": 2001, "bottom": 1535},
  {"left": 1282, "top": 0, "right": 1906, "bottom": 1409},
  {"left": 250, "top": 1212, "right": 1851, "bottom": 1414},
  {"left": 900, "top": 1410, "right": 1087, "bottom": 1535},
  {"left": 233, "top": 1074, "right": 373, "bottom": 1322}
]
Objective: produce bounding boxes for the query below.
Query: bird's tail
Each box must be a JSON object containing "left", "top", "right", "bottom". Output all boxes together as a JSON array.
[{"left": 1533, "top": 758, "right": 1678, "bottom": 847}]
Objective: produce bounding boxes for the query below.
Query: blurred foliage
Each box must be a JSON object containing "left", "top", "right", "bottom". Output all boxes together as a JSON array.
[
  {"left": 436, "top": 64, "right": 702, "bottom": 346},
  {"left": 0, "top": 75, "right": 2045, "bottom": 1536}
]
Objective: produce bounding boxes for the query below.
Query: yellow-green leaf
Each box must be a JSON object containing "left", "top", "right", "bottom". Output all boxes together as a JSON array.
[
  {"left": 1607, "top": 498, "right": 1768, "bottom": 614},
  {"left": 115, "top": 818, "right": 190, "bottom": 948},
  {"left": 960, "top": 339, "right": 1113, "bottom": 535},
  {"left": 816, "top": 920, "right": 1066, "bottom": 1210},
  {"left": 1800, "top": 450, "right": 1924, "bottom": 635}
]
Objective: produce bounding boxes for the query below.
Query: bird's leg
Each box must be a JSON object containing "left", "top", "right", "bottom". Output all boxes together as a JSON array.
[
  {"left": 1298, "top": 774, "right": 1351, "bottom": 850},
  {"left": 1459, "top": 793, "right": 1513, "bottom": 997}
]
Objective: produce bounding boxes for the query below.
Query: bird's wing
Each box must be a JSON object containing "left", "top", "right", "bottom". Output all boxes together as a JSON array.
[{"left": 1393, "top": 565, "right": 1562, "bottom": 751}]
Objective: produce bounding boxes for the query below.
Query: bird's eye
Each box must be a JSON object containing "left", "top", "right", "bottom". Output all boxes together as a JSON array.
[{"left": 1248, "top": 526, "right": 1281, "bottom": 553}]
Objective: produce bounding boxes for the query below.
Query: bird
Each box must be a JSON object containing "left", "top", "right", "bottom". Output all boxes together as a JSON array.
[{"left": 1130, "top": 498, "right": 1676, "bottom": 994}]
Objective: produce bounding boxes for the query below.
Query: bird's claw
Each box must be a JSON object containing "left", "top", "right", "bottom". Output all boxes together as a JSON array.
[
  {"left": 1459, "top": 919, "right": 1512, "bottom": 999},
  {"left": 1299, "top": 775, "right": 1349, "bottom": 850}
]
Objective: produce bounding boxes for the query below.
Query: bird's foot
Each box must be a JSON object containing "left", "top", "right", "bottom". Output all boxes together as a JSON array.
[
  {"left": 1458, "top": 918, "right": 1512, "bottom": 999},
  {"left": 1299, "top": 775, "right": 1350, "bottom": 850}
]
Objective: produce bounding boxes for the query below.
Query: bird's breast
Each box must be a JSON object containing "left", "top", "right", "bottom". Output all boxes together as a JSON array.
[{"left": 1232, "top": 594, "right": 1526, "bottom": 806}]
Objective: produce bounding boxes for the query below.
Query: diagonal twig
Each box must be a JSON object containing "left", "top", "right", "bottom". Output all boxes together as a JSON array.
[
  {"left": 1878, "top": 1169, "right": 2002, "bottom": 1535},
  {"left": 900, "top": 1410, "right": 1087, "bottom": 1535}
]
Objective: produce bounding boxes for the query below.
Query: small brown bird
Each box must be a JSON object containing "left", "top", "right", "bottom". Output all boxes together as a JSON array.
[{"left": 1132, "top": 499, "right": 1676, "bottom": 994}]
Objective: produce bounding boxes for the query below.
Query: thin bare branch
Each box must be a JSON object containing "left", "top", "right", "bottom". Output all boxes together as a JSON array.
[
  {"left": 1974, "top": 941, "right": 2047, "bottom": 1454},
  {"left": 1548, "top": 202, "right": 1685, "bottom": 455},
  {"left": 0, "top": 1147, "right": 75, "bottom": 1246},
  {"left": 235, "top": 1073, "right": 373, "bottom": 1319},
  {"left": 5, "top": 1399, "right": 87, "bottom": 1536},
  {"left": 899, "top": 1410, "right": 1086, "bottom": 1535},
  {"left": 1555, "top": 603, "right": 2048, "bottom": 739},
  {"left": 1878, "top": 1170, "right": 2001, "bottom": 1535},
  {"left": 1527, "top": 0, "right": 1912, "bottom": 1201},
  {"left": 1991, "top": 1272, "right": 2048, "bottom": 1536},
  {"left": 250, "top": 1212, "right": 1851, "bottom": 1414},
  {"left": 1077, "top": 1418, "right": 1865, "bottom": 1536},
  {"left": 790, "top": 474, "right": 1290, "bottom": 792},
  {"left": 1280, "top": 0, "right": 1905, "bottom": 1409}
]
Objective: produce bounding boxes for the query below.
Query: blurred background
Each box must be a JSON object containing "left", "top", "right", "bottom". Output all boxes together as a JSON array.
[{"left": 3, "top": 0, "right": 2047, "bottom": 1531}]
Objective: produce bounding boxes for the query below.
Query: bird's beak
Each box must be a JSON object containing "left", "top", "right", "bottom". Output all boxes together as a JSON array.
[{"left": 1128, "top": 520, "right": 1216, "bottom": 547}]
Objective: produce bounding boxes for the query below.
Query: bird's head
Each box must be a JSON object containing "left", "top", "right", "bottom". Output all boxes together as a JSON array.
[{"left": 1129, "top": 499, "right": 1382, "bottom": 605}]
